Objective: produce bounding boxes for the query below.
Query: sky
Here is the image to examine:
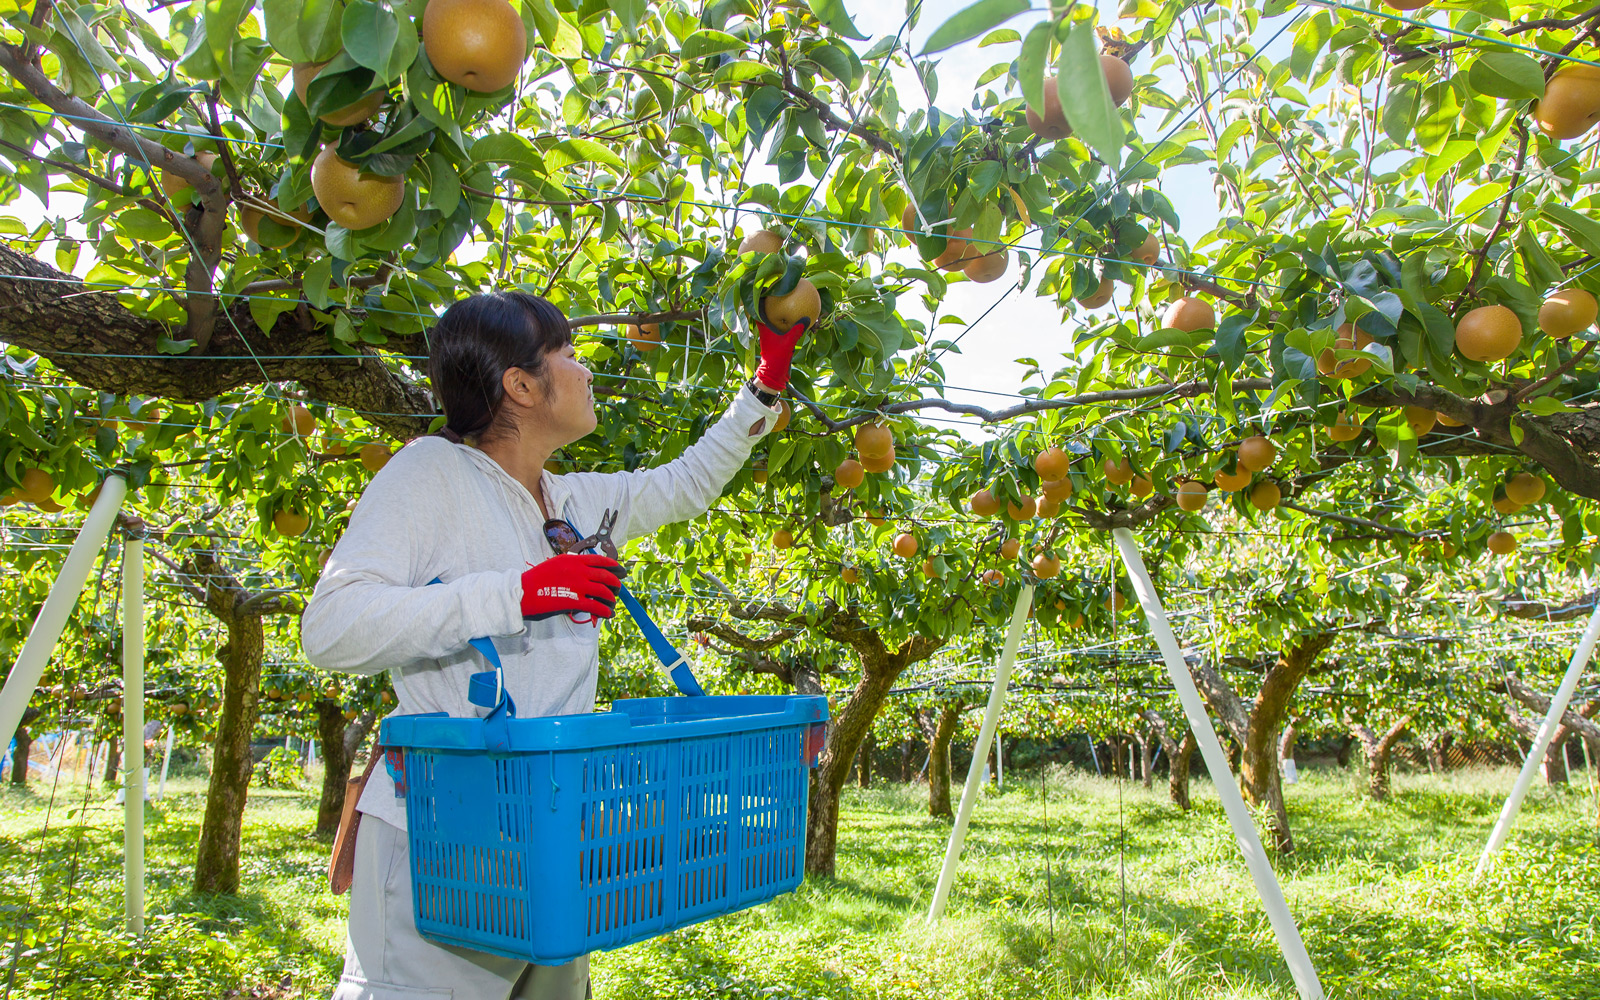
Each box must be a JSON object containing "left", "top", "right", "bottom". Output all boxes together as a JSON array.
[{"left": 0, "top": 0, "right": 1292, "bottom": 427}]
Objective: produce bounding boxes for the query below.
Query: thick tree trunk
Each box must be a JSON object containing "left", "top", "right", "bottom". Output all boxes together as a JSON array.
[
  {"left": 1350, "top": 715, "right": 1410, "bottom": 801},
  {"left": 899, "top": 737, "right": 915, "bottom": 783},
  {"left": 856, "top": 730, "right": 874, "bottom": 789},
  {"left": 1192, "top": 632, "right": 1335, "bottom": 853},
  {"left": 1335, "top": 734, "right": 1354, "bottom": 768},
  {"left": 315, "top": 700, "right": 361, "bottom": 837},
  {"left": 101, "top": 733, "right": 121, "bottom": 788},
  {"left": 1139, "top": 729, "right": 1155, "bottom": 789},
  {"left": 924, "top": 707, "right": 960, "bottom": 820},
  {"left": 1426, "top": 729, "right": 1454, "bottom": 772},
  {"left": 194, "top": 615, "right": 265, "bottom": 895},
  {"left": 804, "top": 644, "right": 934, "bottom": 877},
  {"left": 1505, "top": 680, "right": 1600, "bottom": 788},
  {"left": 1143, "top": 710, "right": 1195, "bottom": 811},
  {"left": 8, "top": 726, "right": 30, "bottom": 786}
]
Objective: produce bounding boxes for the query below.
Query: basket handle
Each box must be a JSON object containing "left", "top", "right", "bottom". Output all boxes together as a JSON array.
[{"left": 428, "top": 577, "right": 517, "bottom": 751}]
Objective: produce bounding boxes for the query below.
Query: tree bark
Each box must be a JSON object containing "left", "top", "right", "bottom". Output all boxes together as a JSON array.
[
  {"left": 314, "top": 700, "right": 373, "bottom": 838},
  {"left": 8, "top": 725, "right": 30, "bottom": 786},
  {"left": 101, "top": 733, "right": 121, "bottom": 788},
  {"left": 194, "top": 613, "right": 265, "bottom": 894},
  {"left": 922, "top": 706, "right": 961, "bottom": 820},
  {"left": 1191, "top": 632, "right": 1335, "bottom": 853},
  {"left": 855, "top": 730, "right": 874, "bottom": 789},
  {"left": 1426, "top": 729, "right": 1455, "bottom": 772},
  {"left": 1350, "top": 715, "right": 1410, "bottom": 801},
  {"left": 1504, "top": 678, "right": 1600, "bottom": 787},
  {"left": 899, "top": 737, "right": 916, "bottom": 783},
  {"left": 1138, "top": 728, "right": 1155, "bottom": 789},
  {"left": 1144, "top": 710, "right": 1194, "bottom": 810},
  {"left": 804, "top": 631, "right": 944, "bottom": 877}
]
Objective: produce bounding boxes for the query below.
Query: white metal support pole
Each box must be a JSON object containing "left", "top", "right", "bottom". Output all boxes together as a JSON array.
[
  {"left": 122, "top": 534, "right": 145, "bottom": 934},
  {"left": 156, "top": 726, "right": 174, "bottom": 800},
  {"left": 1113, "top": 528, "right": 1324, "bottom": 1000},
  {"left": 0, "top": 475, "right": 128, "bottom": 750},
  {"left": 1474, "top": 599, "right": 1600, "bottom": 880},
  {"left": 927, "top": 584, "right": 1033, "bottom": 924},
  {"left": 995, "top": 733, "right": 1003, "bottom": 791}
]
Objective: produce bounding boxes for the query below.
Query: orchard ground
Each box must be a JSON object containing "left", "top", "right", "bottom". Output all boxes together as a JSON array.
[{"left": 0, "top": 765, "right": 1594, "bottom": 1000}]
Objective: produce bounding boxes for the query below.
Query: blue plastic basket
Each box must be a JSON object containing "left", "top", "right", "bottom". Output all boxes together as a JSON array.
[{"left": 379, "top": 692, "right": 829, "bottom": 964}]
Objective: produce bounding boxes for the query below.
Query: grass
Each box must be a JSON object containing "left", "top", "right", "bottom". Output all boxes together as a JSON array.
[{"left": 0, "top": 765, "right": 1595, "bottom": 999}]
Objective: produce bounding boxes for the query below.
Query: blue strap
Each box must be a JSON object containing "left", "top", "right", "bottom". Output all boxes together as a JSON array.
[
  {"left": 567, "top": 518, "right": 704, "bottom": 697},
  {"left": 428, "top": 578, "right": 516, "bottom": 751}
]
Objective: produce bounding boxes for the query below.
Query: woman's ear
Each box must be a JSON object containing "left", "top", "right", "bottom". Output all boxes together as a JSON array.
[{"left": 501, "top": 366, "right": 541, "bottom": 410}]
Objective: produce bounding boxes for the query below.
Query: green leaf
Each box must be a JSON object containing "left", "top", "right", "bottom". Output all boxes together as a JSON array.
[
  {"left": 1524, "top": 394, "right": 1579, "bottom": 416},
  {"left": 1019, "top": 20, "right": 1051, "bottom": 127},
  {"left": 471, "top": 132, "right": 543, "bottom": 169},
  {"left": 204, "top": 0, "right": 252, "bottom": 78},
  {"left": 712, "top": 60, "right": 777, "bottom": 84},
  {"left": 1468, "top": 51, "right": 1545, "bottom": 101},
  {"left": 303, "top": 257, "right": 333, "bottom": 310},
  {"left": 544, "top": 138, "right": 626, "bottom": 172},
  {"left": 247, "top": 293, "right": 300, "bottom": 333},
  {"left": 342, "top": 0, "right": 417, "bottom": 82},
  {"left": 608, "top": 0, "right": 647, "bottom": 32},
  {"left": 115, "top": 207, "right": 172, "bottom": 241},
  {"left": 808, "top": 0, "right": 869, "bottom": 41},
  {"left": 1289, "top": 10, "right": 1331, "bottom": 82},
  {"left": 1382, "top": 80, "right": 1419, "bottom": 145},
  {"left": 263, "top": 0, "right": 309, "bottom": 60},
  {"left": 681, "top": 29, "right": 745, "bottom": 60},
  {"left": 919, "top": 0, "right": 1030, "bottom": 55},
  {"left": 299, "top": 0, "right": 345, "bottom": 63},
  {"left": 1058, "top": 20, "right": 1121, "bottom": 170},
  {"left": 1215, "top": 310, "right": 1252, "bottom": 372},
  {"left": 1544, "top": 204, "right": 1600, "bottom": 258}
]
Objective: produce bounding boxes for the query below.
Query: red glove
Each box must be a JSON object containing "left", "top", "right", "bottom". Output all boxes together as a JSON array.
[
  {"left": 519, "top": 553, "right": 626, "bottom": 621},
  {"left": 754, "top": 320, "right": 808, "bottom": 393}
]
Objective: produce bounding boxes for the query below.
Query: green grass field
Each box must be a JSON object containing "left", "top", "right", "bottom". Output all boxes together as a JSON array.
[{"left": 0, "top": 765, "right": 1594, "bottom": 999}]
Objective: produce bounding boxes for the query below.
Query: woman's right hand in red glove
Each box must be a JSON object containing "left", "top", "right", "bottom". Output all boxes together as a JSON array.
[{"left": 519, "top": 553, "right": 626, "bottom": 620}]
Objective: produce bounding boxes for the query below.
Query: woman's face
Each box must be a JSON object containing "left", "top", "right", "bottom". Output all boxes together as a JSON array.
[{"left": 532, "top": 342, "right": 596, "bottom": 445}]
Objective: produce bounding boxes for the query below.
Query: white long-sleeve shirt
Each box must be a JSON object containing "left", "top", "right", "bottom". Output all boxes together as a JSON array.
[{"left": 301, "top": 385, "right": 782, "bottom": 829}]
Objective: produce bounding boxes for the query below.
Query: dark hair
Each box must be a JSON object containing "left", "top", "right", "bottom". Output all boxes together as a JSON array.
[{"left": 427, "top": 291, "right": 572, "bottom": 444}]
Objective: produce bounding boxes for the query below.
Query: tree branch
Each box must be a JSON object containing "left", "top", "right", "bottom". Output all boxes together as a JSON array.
[
  {"left": 1501, "top": 590, "right": 1599, "bottom": 621},
  {"left": 1506, "top": 674, "right": 1600, "bottom": 742},
  {"left": 0, "top": 135, "right": 137, "bottom": 196}
]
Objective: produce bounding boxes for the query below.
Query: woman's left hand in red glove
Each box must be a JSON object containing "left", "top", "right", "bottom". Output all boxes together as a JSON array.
[{"left": 754, "top": 319, "right": 808, "bottom": 393}]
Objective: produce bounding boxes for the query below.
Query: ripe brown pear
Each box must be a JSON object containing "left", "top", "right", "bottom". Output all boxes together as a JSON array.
[
  {"left": 627, "top": 322, "right": 661, "bottom": 352},
  {"left": 970, "top": 489, "right": 1002, "bottom": 517},
  {"left": 1000, "top": 537, "right": 1021, "bottom": 560},
  {"left": 963, "top": 250, "right": 1008, "bottom": 283},
  {"left": 892, "top": 533, "right": 919, "bottom": 558},
  {"left": 239, "top": 201, "right": 312, "bottom": 248},
  {"left": 1539, "top": 288, "right": 1598, "bottom": 338},
  {"left": 739, "top": 229, "right": 783, "bottom": 254},
  {"left": 311, "top": 145, "right": 405, "bottom": 231},
  {"left": 1078, "top": 277, "right": 1114, "bottom": 308},
  {"left": 1129, "top": 233, "right": 1160, "bottom": 265},
  {"left": 1162, "top": 296, "right": 1215, "bottom": 332},
  {"left": 1036, "top": 496, "right": 1062, "bottom": 518},
  {"left": 1007, "top": 496, "right": 1036, "bottom": 520},
  {"left": 1249, "top": 480, "right": 1281, "bottom": 511},
  {"left": 274, "top": 509, "right": 311, "bottom": 537},
  {"left": 932, "top": 228, "right": 977, "bottom": 271},
  {"left": 1405, "top": 406, "right": 1437, "bottom": 437},
  {"left": 834, "top": 459, "right": 865, "bottom": 490},
  {"left": 1102, "top": 55, "right": 1134, "bottom": 107},
  {"left": 855, "top": 424, "right": 893, "bottom": 459},
  {"left": 773, "top": 529, "right": 794, "bottom": 549},
  {"left": 1492, "top": 492, "right": 1523, "bottom": 516},
  {"left": 292, "top": 62, "right": 384, "bottom": 126},
  {"left": 1025, "top": 76, "right": 1071, "bottom": 140},
  {"left": 1130, "top": 475, "right": 1153, "bottom": 498},
  {"left": 359, "top": 443, "right": 392, "bottom": 472},
  {"left": 1031, "top": 553, "right": 1062, "bottom": 579},
  {"left": 1034, "top": 447, "right": 1072, "bottom": 480},
  {"left": 1487, "top": 530, "right": 1517, "bottom": 555},
  {"left": 1329, "top": 410, "right": 1362, "bottom": 442},
  {"left": 1535, "top": 64, "right": 1600, "bottom": 140},
  {"left": 19, "top": 468, "right": 54, "bottom": 501},
  {"left": 1104, "top": 457, "right": 1134, "bottom": 485},
  {"left": 1237, "top": 435, "right": 1276, "bottom": 472},
  {"left": 1175, "top": 481, "right": 1207, "bottom": 511},
  {"left": 1455, "top": 304, "right": 1522, "bottom": 363},
  {"left": 1317, "top": 323, "right": 1374, "bottom": 379},
  {"left": 762, "top": 278, "right": 821, "bottom": 329},
  {"left": 772, "top": 400, "right": 792, "bottom": 433},
  {"left": 861, "top": 446, "right": 896, "bottom": 473},
  {"left": 1505, "top": 472, "right": 1546, "bottom": 506},
  {"left": 282, "top": 405, "right": 317, "bottom": 437},
  {"left": 1040, "top": 476, "right": 1073, "bottom": 502},
  {"left": 422, "top": 0, "right": 527, "bottom": 92},
  {"left": 1213, "top": 466, "right": 1251, "bottom": 492}
]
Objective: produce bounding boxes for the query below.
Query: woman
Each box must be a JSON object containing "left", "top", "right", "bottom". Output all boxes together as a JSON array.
[{"left": 302, "top": 291, "right": 806, "bottom": 1000}]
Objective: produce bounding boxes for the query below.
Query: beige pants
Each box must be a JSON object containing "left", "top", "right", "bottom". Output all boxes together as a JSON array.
[{"left": 332, "top": 815, "right": 591, "bottom": 1000}]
